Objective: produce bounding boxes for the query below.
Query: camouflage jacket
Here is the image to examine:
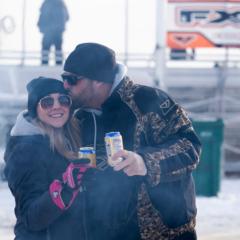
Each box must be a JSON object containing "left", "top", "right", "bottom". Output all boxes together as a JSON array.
[{"left": 76, "top": 77, "right": 201, "bottom": 240}]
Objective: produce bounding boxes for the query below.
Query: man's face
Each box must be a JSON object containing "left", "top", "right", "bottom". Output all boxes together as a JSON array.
[{"left": 62, "top": 73, "right": 99, "bottom": 109}]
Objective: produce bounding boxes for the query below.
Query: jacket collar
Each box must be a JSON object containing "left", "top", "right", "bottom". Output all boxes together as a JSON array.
[{"left": 108, "top": 63, "right": 127, "bottom": 96}]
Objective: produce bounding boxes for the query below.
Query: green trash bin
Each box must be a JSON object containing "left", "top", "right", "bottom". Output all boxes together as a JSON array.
[{"left": 192, "top": 119, "right": 224, "bottom": 196}]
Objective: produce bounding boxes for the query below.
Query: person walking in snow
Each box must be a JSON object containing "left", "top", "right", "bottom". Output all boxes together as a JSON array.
[
  {"left": 37, "top": 0, "right": 69, "bottom": 65},
  {"left": 4, "top": 77, "right": 93, "bottom": 240},
  {"left": 61, "top": 42, "right": 202, "bottom": 240}
]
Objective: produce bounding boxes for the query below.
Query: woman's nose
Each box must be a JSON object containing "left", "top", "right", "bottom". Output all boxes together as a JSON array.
[{"left": 52, "top": 99, "right": 61, "bottom": 108}]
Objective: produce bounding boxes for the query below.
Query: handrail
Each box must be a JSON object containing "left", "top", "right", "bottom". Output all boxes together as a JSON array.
[{"left": 0, "top": 49, "right": 240, "bottom": 68}]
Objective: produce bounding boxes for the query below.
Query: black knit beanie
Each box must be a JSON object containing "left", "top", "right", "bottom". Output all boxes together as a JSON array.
[
  {"left": 27, "top": 77, "right": 68, "bottom": 118},
  {"left": 64, "top": 42, "right": 117, "bottom": 83}
]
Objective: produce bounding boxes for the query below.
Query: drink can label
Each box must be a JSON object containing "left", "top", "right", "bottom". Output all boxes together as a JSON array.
[
  {"left": 105, "top": 132, "right": 124, "bottom": 166},
  {"left": 78, "top": 147, "right": 96, "bottom": 167}
]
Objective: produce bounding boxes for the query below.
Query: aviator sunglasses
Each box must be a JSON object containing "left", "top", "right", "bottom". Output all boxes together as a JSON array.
[
  {"left": 61, "top": 74, "right": 84, "bottom": 85},
  {"left": 39, "top": 95, "right": 72, "bottom": 110}
]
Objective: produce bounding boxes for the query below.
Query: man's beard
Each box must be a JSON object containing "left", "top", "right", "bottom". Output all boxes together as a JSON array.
[{"left": 72, "top": 96, "right": 86, "bottom": 109}]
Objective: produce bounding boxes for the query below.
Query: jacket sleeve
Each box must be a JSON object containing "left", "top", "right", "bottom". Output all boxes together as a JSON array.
[
  {"left": 63, "top": 2, "right": 69, "bottom": 21},
  {"left": 135, "top": 88, "right": 201, "bottom": 186},
  {"left": 5, "top": 143, "right": 64, "bottom": 231}
]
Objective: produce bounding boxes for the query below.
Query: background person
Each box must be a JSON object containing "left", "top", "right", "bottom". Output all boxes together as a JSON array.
[
  {"left": 4, "top": 77, "right": 92, "bottom": 240},
  {"left": 37, "top": 0, "right": 69, "bottom": 65},
  {"left": 61, "top": 42, "right": 202, "bottom": 240}
]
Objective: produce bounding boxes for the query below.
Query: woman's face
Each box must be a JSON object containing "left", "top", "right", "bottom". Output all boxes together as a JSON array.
[{"left": 37, "top": 93, "right": 72, "bottom": 128}]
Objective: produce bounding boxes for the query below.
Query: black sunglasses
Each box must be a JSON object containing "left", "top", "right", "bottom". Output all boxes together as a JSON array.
[
  {"left": 39, "top": 95, "right": 72, "bottom": 110},
  {"left": 61, "top": 74, "right": 84, "bottom": 85}
]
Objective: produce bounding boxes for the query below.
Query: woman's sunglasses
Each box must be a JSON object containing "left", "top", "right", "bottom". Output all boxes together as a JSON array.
[
  {"left": 61, "top": 74, "right": 84, "bottom": 85},
  {"left": 39, "top": 95, "right": 72, "bottom": 110}
]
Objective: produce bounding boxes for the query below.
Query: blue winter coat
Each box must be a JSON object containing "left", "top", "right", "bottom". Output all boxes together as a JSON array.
[
  {"left": 4, "top": 112, "right": 84, "bottom": 240},
  {"left": 37, "top": 0, "right": 69, "bottom": 34},
  {"left": 4, "top": 111, "right": 141, "bottom": 240}
]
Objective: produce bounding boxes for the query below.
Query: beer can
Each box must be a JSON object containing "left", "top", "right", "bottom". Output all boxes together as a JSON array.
[
  {"left": 78, "top": 147, "right": 96, "bottom": 167},
  {"left": 105, "top": 132, "right": 124, "bottom": 166}
]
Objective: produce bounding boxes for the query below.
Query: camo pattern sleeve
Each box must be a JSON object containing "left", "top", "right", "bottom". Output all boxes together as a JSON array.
[{"left": 118, "top": 79, "right": 201, "bottom": 186}]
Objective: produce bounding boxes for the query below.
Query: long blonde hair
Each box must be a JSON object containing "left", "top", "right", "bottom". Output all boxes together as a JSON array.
[{"left": 35, "top": 116, "right": 81, "bottom": 159}]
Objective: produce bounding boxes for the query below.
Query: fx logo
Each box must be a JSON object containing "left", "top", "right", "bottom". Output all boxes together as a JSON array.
[{"left": 176, "top": 7, "right": 240, "bottom": 27}]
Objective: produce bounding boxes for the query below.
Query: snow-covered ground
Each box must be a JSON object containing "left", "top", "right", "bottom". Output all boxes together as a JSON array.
[
  {"left": 1, "top": 148, "right": 240, "bottom": 240},
  {"left": 196, "top": 178, "right": 240, "bottom": 240},
  {"left": 0, "top": 177, "right": 240, "bottom": 240},
  {"left": 0, "top": 182, "right": 15, "bottom": 240}
]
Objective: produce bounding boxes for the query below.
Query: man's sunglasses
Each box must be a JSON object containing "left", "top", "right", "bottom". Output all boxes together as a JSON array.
[
  {"left": 39, "top": 95, "right": 72, "bottom": 110},
  {"left": 61, "top": 74, "right": 84, "bottom": 85}
]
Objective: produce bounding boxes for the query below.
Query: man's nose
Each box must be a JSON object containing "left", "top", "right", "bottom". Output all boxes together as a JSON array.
[{"left": 63, "top": 81, "right": 70, "bottom": 90}]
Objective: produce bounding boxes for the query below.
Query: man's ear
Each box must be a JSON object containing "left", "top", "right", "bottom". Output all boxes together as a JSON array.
[{"left": 92, "top": 80, "right": 112, "bottom": 96}]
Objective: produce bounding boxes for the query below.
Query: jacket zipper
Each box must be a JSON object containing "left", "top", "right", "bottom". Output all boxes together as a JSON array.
[
  {"left": 47, "top": 227, "right": 51, "bottom": 240},
  {"left": 82, "top": 187, "right": 88, "bottom": 240}
]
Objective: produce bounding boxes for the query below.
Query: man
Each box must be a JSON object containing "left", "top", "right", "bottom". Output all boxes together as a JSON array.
[
  {"left": 62, "top": 42, "right": 201, "bottom": 240},
  {"left": 37, "top": 0, "right": 69, "bottom": 65}
]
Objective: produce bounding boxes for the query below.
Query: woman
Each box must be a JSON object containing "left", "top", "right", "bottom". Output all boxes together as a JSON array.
[{"left": 4, "top": 77, "right": 90, "bottom": 240}]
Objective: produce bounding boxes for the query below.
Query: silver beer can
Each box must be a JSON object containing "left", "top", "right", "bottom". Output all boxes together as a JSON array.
[{"left": 105, "top": 132, "right": 124, "bottom": 166}]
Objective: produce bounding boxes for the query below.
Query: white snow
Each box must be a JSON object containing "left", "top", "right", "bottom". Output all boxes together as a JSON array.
[
  {"left": 196, "top": 178, "right": 240, "bottom": 240},
  {"left": 1, "top": 146, "right": 240, "bottom": 240},
  {"left": 0, "top": 182, "right": 15, "bottom": 240}
]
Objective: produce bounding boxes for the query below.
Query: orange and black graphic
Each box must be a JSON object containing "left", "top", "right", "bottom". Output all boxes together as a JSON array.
[{"left": 167, "top": 32, "right": 214, "bottom": 48}]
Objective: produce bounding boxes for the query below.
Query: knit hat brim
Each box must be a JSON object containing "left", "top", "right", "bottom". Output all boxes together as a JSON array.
[{"left": 64, "top": 43, "right": 117, "bottom": 83}]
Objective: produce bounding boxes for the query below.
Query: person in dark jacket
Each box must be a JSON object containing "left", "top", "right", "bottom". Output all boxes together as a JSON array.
[
  {"left": 4, "top": 77, "right": 93, "bottom": 240},
  {"left": 61, "top": 42, "right": 202, "bottom": 240},
  {"left": 37, "top": 0, "right": 69, "bottom": 65}
]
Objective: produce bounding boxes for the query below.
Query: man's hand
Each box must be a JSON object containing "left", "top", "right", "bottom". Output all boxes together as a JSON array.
[{"left": 112, "top": 150, "right": 147, "bottom": 176}]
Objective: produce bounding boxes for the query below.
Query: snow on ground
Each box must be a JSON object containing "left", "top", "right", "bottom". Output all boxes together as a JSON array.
[
  {"left": 196, "top": 178, "right": 240, "bottom": 240},
  {"left": 1, "top": 179, "right": 240, "bottom": 240},
  {"left": 0, "top": 148, "right": 240, "bottom": 240},
  {"left": 0, "top": 182, "right": 15, "bottom": 240}
]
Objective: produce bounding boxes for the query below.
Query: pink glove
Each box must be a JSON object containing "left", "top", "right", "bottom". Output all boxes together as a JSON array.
[
  {"left": 49, "top": 158, "right": 91, "bottom": 210},
  {"left": 62, "top": 158, "right": 90, "bottom": 189}
]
